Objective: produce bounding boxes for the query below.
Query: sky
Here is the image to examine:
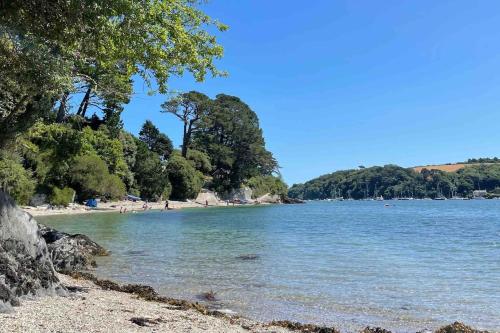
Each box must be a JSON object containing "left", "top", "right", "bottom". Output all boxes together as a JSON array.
[{"left": 121, "top": 0, "right": 500, "bottom": 185}]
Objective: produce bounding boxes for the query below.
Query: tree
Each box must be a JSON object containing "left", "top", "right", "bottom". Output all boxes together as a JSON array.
[
  {"left": 132, "top": 139, "right": 170, "bottom": 200},
  {"left": 0, "top": 153, "right": 35, "bottom": 205},
  {"left": 161, "top": 91, "right": 211, "bottom": 157},
  {"left": 139, "top": 120, "right": 173, "bottom": 160},
  {"left": 0, "top": 0, "right": 227, "bottom": 146},
  {"left": 70, "top": 155, "right": 109, "bottom": 200},
  {"left": 193, "top": 94, "right": 278, "bottom": 193},
  {"left": 166, "top": 154, "right": 204, "bottom": 201}
]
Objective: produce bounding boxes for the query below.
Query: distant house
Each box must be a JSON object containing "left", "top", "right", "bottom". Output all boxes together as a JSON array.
[{"left": 473, "top": 190, "right": 487, "bottom": 198}]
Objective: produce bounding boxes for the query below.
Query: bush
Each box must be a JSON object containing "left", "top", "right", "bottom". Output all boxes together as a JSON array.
[
  {"left": 187, "top": 149, "right": 212, "bottom": 174},
  {"left": 102, "top": 174, "right": 126, "bottom": 200},
  {"left": 166, "top": 155, "right": 203, "bottom": 200},
  {"left": 0, "top": 154, "right": 35, "bottom": 205},
  {"left": 70, "top": 155, "right": 109, "bottom": 200},
  {"left": 49, "top": 187, "right": 75, "bottom": 207},
  {"left": 247, "top": 175, "right": 288, "bottom": 198}
]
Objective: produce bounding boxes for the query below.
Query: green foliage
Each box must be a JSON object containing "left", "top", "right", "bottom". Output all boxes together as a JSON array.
[
  {"left": 102, "top": 175, "right": 126, "bottom": 201},
  {"left": 139, "top": 120, "right": 173, "bottom": 160},
  {"left": 247, "top": 175, "right": 288, "bottom": 198},
  {"left": 187, "top": 149, "right": 212, "bottom": 174},
  {"left": 166, "top": 154, "right": 203, "bottom": 201},
  {"left": 132, "top": 139, "right": 170, "bottom": 201},
  {"left": 161, "top": 91, "right": 211, "bottom": 157},
  {"left": 0, "top": 0, "right": 226, "bottom": 146},
  {"left": 0, "top": 153, "right": 35, "bottom": 205},
  {"left": 69, "top": 154, "right": 125, "bottom": 201},
  {"left": 193, "top": 94, "right": 278, "bottom": 193},
  {"left": 49, "top": 187, "right": 75, "bottom": 207},
  {"left": 288, "top": 164, "right": 500, "bottom": 200}
]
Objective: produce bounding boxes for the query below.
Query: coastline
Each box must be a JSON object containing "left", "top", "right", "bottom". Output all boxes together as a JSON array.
[
  {"left": 21, "top": 199, "right": 252, "bottom": 217},
  {"left": 0, "top": 272, "right": 490, "bottom": 333},
  {"left": 0, "top": 272, "right": 292, "bottom": 333}
]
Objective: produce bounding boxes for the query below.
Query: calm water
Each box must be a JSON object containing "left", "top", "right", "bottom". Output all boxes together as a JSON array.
[{"left": 39, "top": 201, "right": 500, "bottom": 332}]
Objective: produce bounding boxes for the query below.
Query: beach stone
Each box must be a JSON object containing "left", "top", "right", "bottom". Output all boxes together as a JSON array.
[
  {"left": 38, "top": 225, "right": 108, "bottom": 272},
  {"left": 0, "top": 191, "right": 60, "bottom": 308},
  {"left": 434, "top": 322, "right": 489, "bottom": 333}
]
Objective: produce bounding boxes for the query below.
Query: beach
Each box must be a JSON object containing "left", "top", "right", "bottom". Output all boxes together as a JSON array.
[
  {"left": 22, "top": 199, "right": 230, "bottom": 217},
  {"left": 0, "top": 273, "right": 292, "bottom": 333}
]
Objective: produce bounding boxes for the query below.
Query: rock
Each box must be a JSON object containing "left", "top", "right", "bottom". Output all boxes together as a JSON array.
[
  {"left": 0, "top": 191, "right": 60, "bottom": 308},
  {"left": 434, "top": 322, "right": 489, "bottom": 333},
  {"left": 130, "top": 317, "right": 163, "bottom": 327},
  {"left": 225, "top": 187, "right": 253, "bottom": 202},
  {"left": 268, "top": 320, "right": 340, "bottom": 333},
  {"left": 361, "top": 327, "right": 392, "bottom": 333},
  {"left": 236, "top": 254, "right": 259, "bottom": 260},
  {"left": 38, "top": 225, "right": 108, "bottom": 272},
  {"left": 256, "top": 193, "right": 281, "bottom": 203},
  {"left": 29, "top": 193, "right": 48, "bottom": 207},
  {"left": 282, "top": 197, "right": 305, "bottom": 204}
]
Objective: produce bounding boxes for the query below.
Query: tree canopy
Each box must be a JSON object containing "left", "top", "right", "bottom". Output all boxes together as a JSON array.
[
  {"left": 0, "top": 0, "right": 226, "bottom": 146},
  {"left": 288, "top": 164, "right": 500, "bottom": 200}
]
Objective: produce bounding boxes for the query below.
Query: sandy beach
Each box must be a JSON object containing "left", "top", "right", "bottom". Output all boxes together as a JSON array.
[
  {"left": 0, "top": 273, "right": 292, "bottom": 333},
  {"left": 21, "top": 198, "right": 230, "bottom": 217}
]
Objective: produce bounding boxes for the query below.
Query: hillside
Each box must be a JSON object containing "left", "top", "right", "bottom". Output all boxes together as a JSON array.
[
  {"left": 412, "top": 163, "right": 494, "bottom": 173},
  {"left": 288, "top": 163, "right": 500, "bottom": 200}
]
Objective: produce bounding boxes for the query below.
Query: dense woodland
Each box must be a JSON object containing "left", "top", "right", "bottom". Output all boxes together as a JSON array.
[
  {"left": 0, "top": 1, "right": 286, "bottom": 206},
  {"left": 288, "top": 163, "right": 500, "bottom": 200}
]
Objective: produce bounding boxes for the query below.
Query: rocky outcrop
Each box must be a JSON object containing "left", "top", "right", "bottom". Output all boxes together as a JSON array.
[
  {"left": 282, "top": 197, "right": 305, "bottom": 204},
  {"left": 256, "top": 193, "right": 281, "bottom": 203},
  {"left": 39, "top": 225, "right": 108, "bottom": 272},
  {"left": 225, "top": 187, "right": 253, "bottom": 202},
  {"left": 0, "top": 191, "right": 60, "bottom": 308},
  {"left": 434, "top": 322, "right": 489, "bottom": 333}
]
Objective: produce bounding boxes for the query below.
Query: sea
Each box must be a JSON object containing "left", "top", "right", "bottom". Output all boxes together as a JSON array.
[{"left": 39, "top": 200, "right": 500, "bottom": 332}]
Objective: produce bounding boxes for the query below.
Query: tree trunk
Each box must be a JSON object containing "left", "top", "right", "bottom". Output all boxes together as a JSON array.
[
  {"left": 56, "top": 91, "right": 69, "bottom": 123},
  {"left": 77, "top": 86, "right": 92, "bottom": 117},
  {"left": 181, "top": 121, "right": 188, "bottom": 158}
]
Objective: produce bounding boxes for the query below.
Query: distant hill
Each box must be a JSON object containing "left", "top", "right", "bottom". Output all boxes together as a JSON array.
[
  {"left": 412, "top": 163, "right": 494, "bottom": 173},
  {"left": 288, "top": 160, "right": 500, "bottom": 200}
]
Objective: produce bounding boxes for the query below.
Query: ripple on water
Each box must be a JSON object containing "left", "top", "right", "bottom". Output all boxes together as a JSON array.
[{"left": 39, "top": 201, "right": 500, "bottom": 332}]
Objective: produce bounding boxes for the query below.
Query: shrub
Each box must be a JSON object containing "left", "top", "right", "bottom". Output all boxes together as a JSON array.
[
  {"left": 0, "top": 154, "right": 35, "bottom": 205},
  {"left": 247, "top": 175, "right": 288, "bottom": 198},
  {"left": 187, "top": 149, "right": 212, "bottom": 174},
  {"left": 70, "top": 155, "right": 109, "bottom": 200},
  {"left": 102, "top": 174, "right": 126, "bottom": 200},
  {"left": 166, "top": 155, "right": 203, "bottom": 200},
  {"left": 49, "top": 187, "right": 75, "bottom": 207}
]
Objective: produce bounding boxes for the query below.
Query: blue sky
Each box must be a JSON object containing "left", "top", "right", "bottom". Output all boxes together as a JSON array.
[{"left": 121, "top": 0, "right": 500, "bottom": 185}]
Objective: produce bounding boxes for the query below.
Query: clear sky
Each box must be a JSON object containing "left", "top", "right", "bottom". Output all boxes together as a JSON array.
[{"left": 121, "top": 0, "right": 500, "bottom": 185}]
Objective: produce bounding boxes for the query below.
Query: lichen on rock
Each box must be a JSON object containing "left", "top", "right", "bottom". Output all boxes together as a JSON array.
[
  {"left": 38, "top": 224, "right": 108, "bottom": 273},
  {"left": 0, "top": 191, "right": 60, "bottom": 308}
]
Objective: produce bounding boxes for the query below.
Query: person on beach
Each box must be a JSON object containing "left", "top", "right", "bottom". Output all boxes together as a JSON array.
[
  {"left": 119, "top": 206, "right": 123, "bottom": 213},
  {"left": 205, "top": 199, "right": 208, "bottom": 207},
  {"left": 164, "top": 200, "right": 169, "bottom": 210}
]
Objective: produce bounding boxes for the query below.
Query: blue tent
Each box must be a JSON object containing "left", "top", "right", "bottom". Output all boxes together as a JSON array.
[{"left": 86, "top": 198, "right": 97, "bottom": 208}]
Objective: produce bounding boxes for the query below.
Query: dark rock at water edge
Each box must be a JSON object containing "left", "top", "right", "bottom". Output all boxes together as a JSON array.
[
  {"left": 236, "top": 254, "right": 260, "bottom": 260},
  {"left": 38, "top": 224, "right": 108, "bottom": 272},
  {"left": 434, "top": 322, "right": 489, "bottom": 333},
  {"left": 268, "top": 320, "right": 340, "bottom": 333},
  {"left": 361, "top": 327, "right": 393, "bottom": 333},
  {"left": 282, "top": 197, "right": 305, "bottom": 204},
  {"left": 0, "top": 191, "right": 60, "bottom": 308}
]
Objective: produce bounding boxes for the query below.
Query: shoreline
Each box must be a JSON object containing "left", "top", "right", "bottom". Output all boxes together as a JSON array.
[
  {"left": 0, "top": 271, "right": 490, "bottom": 333},
  {"left": 21, "top": 199, "right": 258, "bottom": 217},
  {"left": 0, "top": 272, "right": 293, "bottom": 333}
]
